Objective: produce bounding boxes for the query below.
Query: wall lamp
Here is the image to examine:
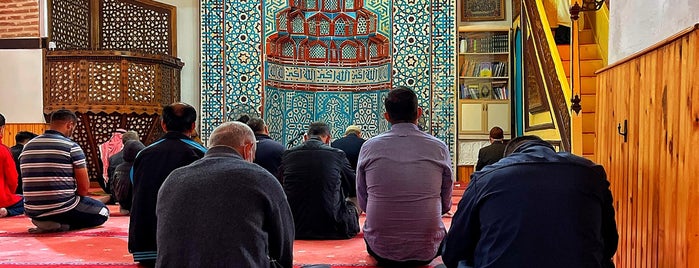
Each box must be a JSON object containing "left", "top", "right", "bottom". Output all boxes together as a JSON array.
[{"left": 568, "top": 0, "right": 606, "bottom": 115}]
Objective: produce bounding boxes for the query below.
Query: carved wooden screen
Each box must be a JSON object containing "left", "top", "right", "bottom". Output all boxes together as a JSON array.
[
  {"left": 99, "top": 0, "right": 176, "bottom": 55},
  {"left": 44, "top": 50, "right": 183, "bottom": 181},
  {"left": 49, "top": 0, "right": 92, "bottom": 49}
]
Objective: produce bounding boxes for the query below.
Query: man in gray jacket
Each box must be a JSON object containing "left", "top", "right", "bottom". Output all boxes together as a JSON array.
[{"left": 155, "top": 121, "right": 295, "bottom": 267}]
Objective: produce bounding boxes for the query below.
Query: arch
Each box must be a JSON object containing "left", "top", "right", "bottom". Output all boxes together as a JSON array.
[
  {"left": 305, "top": 0, "right": 318, "bottom": 10},
  {"left": 334, "top": 18, "right": 346, "bottom": 36},
  {"left": 319, "top": 17, "right": 331, "bottom": 36},
  {"left": 277, "top": 12, "right": 289, "bottom": 33},
  {"left": 309, "top": 41, "right": 328, "bottom": 59}
]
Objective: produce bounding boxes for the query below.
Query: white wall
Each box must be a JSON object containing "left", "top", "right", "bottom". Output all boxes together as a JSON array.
[
  {"left": 0, "top": 50, "right": 45, "bottom": 123},
  {"left": 609, "top": 0, "right": 699, "bottom": 63},
  {"left": 159, "top": 0, "right": 200, "bottom": 113}
]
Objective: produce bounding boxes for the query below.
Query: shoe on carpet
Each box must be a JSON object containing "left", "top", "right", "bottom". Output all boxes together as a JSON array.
[
  {"left": 119, "top": 208, "right": 130, "bottom": 215},
  {"left": 0, "top": 208, "right": 7, "bottom": 217},
  {"left": 28, "top": 219, "right": 70, "bottom": 233}
]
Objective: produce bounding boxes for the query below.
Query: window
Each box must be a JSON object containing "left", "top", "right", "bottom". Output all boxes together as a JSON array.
[
  {"left": 310, "top": 44, "right": 326, "bottom": 58},
  {"left": 369, "top": 43, "right": 377, "bottom": 58},
  {"left": 308, "top": 20, "right": 317, "bottom": 35},
  {"left": 335, "top": 19, "right": 345, "bottom": 36},
  {"left": 278, "top": 15, "right": 288, "bottom": 32},
  {"left": 342, "top": 44, "right": 357, "bottom": 59},
  {"left": 306, "top": 0, "right": 317, "bottom": 9},
  {"left": 320, "top": 19, "right": 330, "bottom": 35},
  {"left": 357, "top": 16, "right": 368, "bottom": 34},
  {"left": 324, "top": 0, "right": 338, "bottom": 11},
  {"left": 282, "top": 42, "right": 294, "bottom": 57},
  {"left": 344, "top": 0, "right": 354, "bottom": 10},
  {"left": 292, "top": 16, "right": 304, "bottom": 33}
]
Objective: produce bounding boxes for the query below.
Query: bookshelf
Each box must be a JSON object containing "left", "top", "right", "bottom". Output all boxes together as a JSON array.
[{"left": 456, "top": 28, "right": 511, "bottom": 136}]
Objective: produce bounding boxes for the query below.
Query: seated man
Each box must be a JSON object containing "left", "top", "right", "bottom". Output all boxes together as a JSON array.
[
  {"left": 443, "top": 136, "right": 618, "bottom": 268},
  {"left": 11, "top": 131, "right": 38, "bottom": 194},
  {"left": 1, "top": 113, "right": 23, "bottom": 217},
  {"left": 110, "top": 140, "right": 145, "bottom": 215},
  {"left": 475, "top": 126, "right": 506, "bottom": 171},
  {"left": 20, "top": 110, "right": 109, "bottom": 232},
  {"left": 357, "top": 86, "right": 453, "bottom": 266},
  {"left": 246, "top": 117, "right": 285, "bottom": 177},
  {"left": 279, "top": 122, "right": 359, "bottom": 240},
  {"left": 156, "top": 122, "right": 294, "bottom": 268},
  {"left": 331, "top": 125, "right": 366, "bottom": 170}
]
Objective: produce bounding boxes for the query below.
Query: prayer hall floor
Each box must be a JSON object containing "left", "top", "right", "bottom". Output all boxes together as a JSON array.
[{"left": 0, "top": 185, "right": 465, "bottom": 267}]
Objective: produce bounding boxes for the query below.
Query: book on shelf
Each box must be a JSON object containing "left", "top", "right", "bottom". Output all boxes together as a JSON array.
[
  {"left": 479, "top": 82, "right": 492, "bottom": 99},
  {"left": 479, "top": 62, "right": 492, "bottom": 77},
  {"left": 491, "top": 81, "right": 509, "bottom": 100},
  {"left": 468, "top": 84, "right": 479, "bottom": 99},
  {"left": 461, "top": 33, "right": 509, "bottom": 53}
]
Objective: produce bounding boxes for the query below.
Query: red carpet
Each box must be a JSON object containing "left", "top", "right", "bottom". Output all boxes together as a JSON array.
[{"left": 0, "top": 187, "right": 464, "bottom": 267}]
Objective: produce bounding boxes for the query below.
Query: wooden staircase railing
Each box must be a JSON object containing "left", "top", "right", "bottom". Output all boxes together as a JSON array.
[{"left": 522, "top": 0, "right": 572, "bottom": 151}]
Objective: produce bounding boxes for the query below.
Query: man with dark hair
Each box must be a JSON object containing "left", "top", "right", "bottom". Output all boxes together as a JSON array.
[
  {"left": 111, "top": 139, "right": 145, "bottom": 215},
  {"left": 0, "top": 113, "right": 23, "bottom": 218},
  {"left": 19, "top": 109, "right": 109, "bottom": 231},
  {"left": 246, "top": 117, "right": 285, "bottom": 177},
  {"left": 279, "top": 121, "right": 359, "bottom": 240},
  {"left": 156, "top": 121, "right": 295, "bottom": 268},
  {"left": 475, "top": 126, "right": 506, "bottom": 171},
  {"left": 129, "top": 103, "right": 207, "bottom": 266},
  {"left": 11, "top": 131, "right": 38, "bottom": 194},
  {"left": 357, "top": 86, "right": 453, "bottom": 266},
  {"left": 331, "top": 125, "right": 366, "bottom": 170},
  {"left": 443, "top": 135, "right": 618, "bottom": 268}
]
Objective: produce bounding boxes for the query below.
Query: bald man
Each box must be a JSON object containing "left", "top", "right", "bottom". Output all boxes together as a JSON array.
[
  {"left": 156, "top": 122, "right": 294, "bottom": 268},
  {"left": 129, "top": 103, "right": 207, "bottom": 266}
]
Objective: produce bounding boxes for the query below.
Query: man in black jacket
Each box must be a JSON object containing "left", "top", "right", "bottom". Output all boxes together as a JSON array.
[
  {"left": 246, "top": 117, "right": 285, "bottom": 177},
  {"left": 128, "top": 103, "right": 207, "bottom": 266},
  {"left": 475, "top": 126, "right": 507, "bottom": 171},
  {"left": 443, "top": 136, "right": 618, "bottom": 268},
  {"left": 10, "top": 131, "right": 37, "bottom": 194},
  {"left": 331, "top": 125, "right": 366, "bottom": 170},
  {"left": 279, "top": 122, "right": 359, "bottom": 240}
]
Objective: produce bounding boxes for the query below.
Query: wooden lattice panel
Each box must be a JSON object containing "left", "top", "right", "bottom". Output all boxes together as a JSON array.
[
  {"left": 50, "top": 0, "right": 91, "bottom": 49},
  {"left": 47, "top": 61, "right": 81, "bottom": 104},
  {"left": 87, "top": 61, "right": 121, "bottom": 104},
  {"left": 160, "top": 66, "right": 174, "bottom": 105},
  {"left": 127, "top": 62, "right": 156, "bottom": 104},
  {"left": 100, "top": 0, "right": 174, "bottom": 55}
]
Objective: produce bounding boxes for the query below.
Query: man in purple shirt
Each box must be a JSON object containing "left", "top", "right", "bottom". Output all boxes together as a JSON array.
[{"left": 357, "top": 86, "right": 453, "bottom": 266}]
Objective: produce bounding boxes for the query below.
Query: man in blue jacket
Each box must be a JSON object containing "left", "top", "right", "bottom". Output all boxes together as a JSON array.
[
  {"left": 443, "top": 135, "right": 618, "bottom": 268},
  {"left": 128, "top": 103, "right": 207, "bottom": 266}
]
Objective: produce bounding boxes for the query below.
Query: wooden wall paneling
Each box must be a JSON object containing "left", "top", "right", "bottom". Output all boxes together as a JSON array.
[
  {"left": 597, "top": 26, "right": 699, "bottom": 267},
  {"left": 675, "top": 34, "right": 691, "bottom": 267},
  {"left": 1, "top": 123, "right": 48, "bottom": 146},
  {"left": 686, "top": 30, "right": 699, "bottom": 267}
]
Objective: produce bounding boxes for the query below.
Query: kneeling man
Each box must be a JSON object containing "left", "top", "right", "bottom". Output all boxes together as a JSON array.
[
  {"left": 20, "top": 110, "right": 109, "bottom": 232},
  {"left": 279, "top": 122, "right": 359, "bottom": 240}
]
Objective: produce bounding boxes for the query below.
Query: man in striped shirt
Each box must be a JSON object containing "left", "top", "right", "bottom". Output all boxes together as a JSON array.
[{"left": 20, "top": 109, "right": 109, "bottom": 233}]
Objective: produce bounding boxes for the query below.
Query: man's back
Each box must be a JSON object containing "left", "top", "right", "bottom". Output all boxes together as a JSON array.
[
  {"left": 280, "top": 139, "right": 358, "bottom": 239},
  {"left": 331, "top": 133, "right": 365, "bottom": 170},
  {"left": 443, "top": 141, "right": 618, "bottom": 268},
  {"left": 475, "top": 141, "right": 506, "bottom": 171},
  {"left": 357, "top": 123, "right": 453, "bottom": 261},
  {"left": 10, "top": 144, "right": 22, "bottom": 194},
  {"left": 129, "top": 132, "right": 206, "bottom": 262},
  {"left": 156, "top": 146, "right": 294, "bottom": 268},
  {"left": 253, "top": 133, "right": 285, "bottom": 176},
  {"left": 20, "top": 131, "right": 84, "bottom": 218}
]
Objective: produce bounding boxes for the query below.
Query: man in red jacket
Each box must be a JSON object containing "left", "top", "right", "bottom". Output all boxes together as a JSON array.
[{"left": 0, "top": 113, "right": 23, "bottom": 217}]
